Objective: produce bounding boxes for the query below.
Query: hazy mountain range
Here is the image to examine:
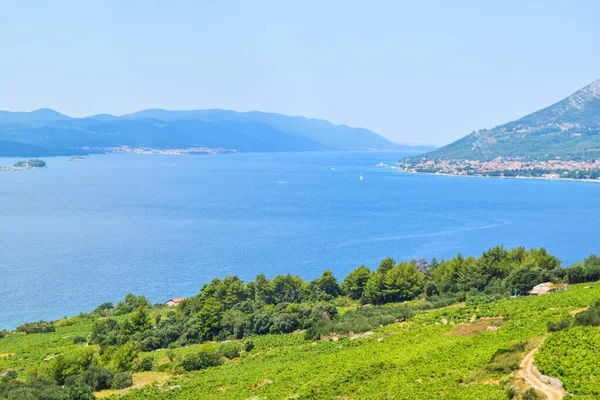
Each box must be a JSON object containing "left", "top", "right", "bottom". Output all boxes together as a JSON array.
[
  {"left": 416, "top": 79, "right": 600, "bottom": 161},
  {"left": 0, "top": 109, "right": 435, "bottom": 157}
]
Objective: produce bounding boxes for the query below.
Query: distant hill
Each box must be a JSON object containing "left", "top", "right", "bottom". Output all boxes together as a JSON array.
[
  {"left": 0, "top": 108, "right": 415, "bottom": 155},
  {"left": 0, "top": 108, "right": 72, "bottom": 125},
  {"left": 415, "top": 79, "right": 600, "bottom": 161},
  {"left": 122, "top": 109, "right": 398, "bottom": 151},
  {"left": 0, "top": 141, "right": 86, "bottom": 157}
]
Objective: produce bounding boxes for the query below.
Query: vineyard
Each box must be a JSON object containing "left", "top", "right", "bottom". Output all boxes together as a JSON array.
[
  {"left": 536, "top": 326, "right": 600, "bottom": 397},
  {"left": 3, "top": 282, "right": 600, "bottom": 399}
]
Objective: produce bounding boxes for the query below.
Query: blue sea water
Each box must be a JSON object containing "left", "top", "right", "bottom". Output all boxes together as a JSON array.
[{"left": 1, "top": 151, "right": 600, "bottom": 330}]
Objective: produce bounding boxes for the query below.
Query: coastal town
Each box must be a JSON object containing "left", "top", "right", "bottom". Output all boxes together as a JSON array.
[
  {"left": 83, "top": 146, "right": 236, "bottom": 156},
  {"left": 399, "top": 157, "right": 600, "bottom": 180}
]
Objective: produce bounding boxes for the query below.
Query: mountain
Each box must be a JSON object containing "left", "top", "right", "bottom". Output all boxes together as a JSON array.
[
  {"left": 121, "top": 109, "right": 398, "bottom": 151},
  {"left": 0, "top": 108, "right": 72, "bottom": 125},
  {"left": 416, "top": 79, "right": 600, "bottom": 161},
  {"left": 0, "top": 108, "right": 409, "bottom": 155}
]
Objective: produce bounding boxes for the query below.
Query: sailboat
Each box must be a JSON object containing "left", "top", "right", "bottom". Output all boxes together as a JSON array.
[{"left": 359, "top": 168, "right": 364, "bottom": 181}]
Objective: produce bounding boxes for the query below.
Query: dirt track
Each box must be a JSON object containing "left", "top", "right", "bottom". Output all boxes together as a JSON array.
[{"left": 518, "top": 345, "right": 565, "bottom": 400}]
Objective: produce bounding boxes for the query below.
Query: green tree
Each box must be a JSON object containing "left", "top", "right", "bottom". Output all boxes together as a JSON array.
[
  {"left": 109, "top": 341, "right": 139, "bottom": 373},
  {"left": 363, "top": 273, "right": 385, "bottom": 304},
  {"left": 384, "top": 263, "right": 424, "bottom": 302},
  {"left": 341, "top": 265, "right": 372, "bottom": 300},
  {"left": 197, "top": 297, "right": 224, "bottom": 340},
  {"left": 313, "top": 270, "right": 341, "bottom": 297},
  {"left": 505, "top": 268, "right": 548, "bottom": 295},
  {"left": 376, "top": 257, "right": 395, "bottom": 274}
]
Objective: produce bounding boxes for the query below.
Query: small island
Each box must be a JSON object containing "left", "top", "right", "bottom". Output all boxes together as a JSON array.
[
  {"left": 69, "top": 156, "right": 85, "bottom": 161},
  {"left": 0, "top": 159, "right": 47, "bottom": 171}
]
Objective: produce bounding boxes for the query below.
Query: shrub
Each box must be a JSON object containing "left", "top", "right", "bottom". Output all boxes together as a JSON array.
[
  {"left": 181, "top": 345, "right": 223, "bottom": 371},
  {"left": 573, "top": 303, "right": 600, "bottom": 327},
  {"left": 547, "top": 318, "right": 572, "bottom": 332},
  {"left": 63, "top": 378, "right": 95, "bottom": 400},
  {"left": 109, "top": 341, "right": 139, "bottom": 373},
  {"left": 521, "top": 388, "right": 538, "bottom": 400},
  {"left": 0, "top": 330, "right": 6, "bottom": 339},
  {"left": 1, "top": 370, "right": 18, "bottom": 383},
  {"left": 488, "top": 351, "right": 521, "bottom": 373},
  {"left": 15, "top": 321, "right": 56, "bottom": 334},
  {"left": 219, "top": 342, "right": 242, "bottom": 359},
  {"left": 243, "top": 339, "right": 255, "bottom": 352},
  {"left": 72, "top": 336, "right": 87, "bottom": 344},
  {"left": 505, "top": 386, "right": 517, "bottom": 399},
  {"left": 134, "top": 356, "right": 154, "bottom": 372},
  {"left": 166, "top": 349, "right": 176, "bottom": 362},
  {"left": 111, "top": 372, "right": 133, "bottom": 389},
  {"left": 80, "top": 366, "right": 114, "bottom": 391}
]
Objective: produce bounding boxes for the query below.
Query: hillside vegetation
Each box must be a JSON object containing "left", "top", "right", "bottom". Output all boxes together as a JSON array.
[
  {"left": 2, "top": 246, "right": 600, "bottom": 399},
  {"left": 414, "top": 79, "right": 600, "bottom": 161}
]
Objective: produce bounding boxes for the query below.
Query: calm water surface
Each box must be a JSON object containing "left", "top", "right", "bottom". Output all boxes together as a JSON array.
[{"left": 1, "top": 151, "right": 600, "bottom": 329}]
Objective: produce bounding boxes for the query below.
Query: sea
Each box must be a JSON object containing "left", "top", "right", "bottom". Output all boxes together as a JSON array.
[{"left": 1, "top": 151, "right": 600, "bottom": 330}]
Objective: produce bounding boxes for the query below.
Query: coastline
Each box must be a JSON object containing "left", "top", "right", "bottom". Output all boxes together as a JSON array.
[{"left": 392, "top": 167, "right": 600, "bottom": 184}]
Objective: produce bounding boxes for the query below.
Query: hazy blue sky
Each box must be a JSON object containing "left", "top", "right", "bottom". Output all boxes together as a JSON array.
[{"left": 1, "top": 1, "right": 599, "bottom": 145}]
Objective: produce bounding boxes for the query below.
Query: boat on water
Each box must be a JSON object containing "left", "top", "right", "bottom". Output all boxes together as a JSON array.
[
  {"left": 375, "top": 162, "right": 388, "bottom": 168},
  {"left": 359, "top": 168, "right": 364, "bottom": 181}
]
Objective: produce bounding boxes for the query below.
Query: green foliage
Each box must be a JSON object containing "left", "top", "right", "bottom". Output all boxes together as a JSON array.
[
  {"left": 547, "top": 318, "right": 572, "bottom": 332},
  {"left": 46, "top": 347, "right": 95, "bottom": 385},
  {"left": 13, "top": 159, "right": 47, "bottom": 168},
  {"left": 218, "top": 342, "right": 242, "bottom": 359},
  {"left": 107, "top": 341, "right": 139, "bottom": 373},
  {"left": 341, "top": 265, "right": 372, "bottom": 300},
  {"left": 181, "top": 345, "right": 223, "bottom": 371},
  {"left": 573, "top": 301, "right": 600, "bottom": 327},
  {"left": 521, "top": 388, "right": 538, "bottom": 400},
  {"left": 243, "top": 339, "right": 254, "bottom": 352},
  {"left": 0, "top": 377, "right": 64, "bottom": 399},
  {"left": 79, "top": 366, "right": 114, "bottom": 391},
  {"left": 115, "top": 294, "right": 152, "bottom": 315},
  {"left": 536, "top": 325, "right": 600, "bottom": 395},
  {"left": 111, "top": 372, "right": 133, "bottom": 390},
  {"left": 72, "top": 336, "right": 87, "bottom": 345},
  {"left": 15, "top": 321, "right": 56, "bottom": 334},
  {"left": 505, "top": 268, "right": 549, "bottom": 295},
  {"left": 134, "top": 356, "right": 154, "bottom": 372}
]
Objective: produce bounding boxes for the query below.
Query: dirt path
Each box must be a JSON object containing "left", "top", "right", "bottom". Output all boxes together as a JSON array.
[{"left": 518, "top": 345, "right": 565, "bottom": 400}]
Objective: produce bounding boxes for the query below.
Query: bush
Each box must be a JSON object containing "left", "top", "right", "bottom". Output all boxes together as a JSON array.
[
  {"left": 111, "top": 372, "right": 133, "bottom": 389},
  {"left": 1, "top": 370, "right": 18, "bottom": 383},
  {"left": 15, "top": 321, "right": 56, "bottom": 334},
  {"left": 166, "top": 349, "right": 176, "bottom": 362},
  {"left": 0, "top": 330, "right": 6, "bottom": 339},
  {"left": 505, "top": 386, "right": 517, "bottom": 399},
  {"left": 63, "top": 378, "right": 95, "bottom": 400},
  {"left": 573, "top": 303, "right": 600, "bottom": 327},
  {"left": 243, "top": 339, "right": 255, "bottom": 352},
  {"left": 488, "top": 351, "right": 521, "bottom": 373},
  {"left": 80, "top": 366, "right": 114, "bottom": 391},
  {"left": 72, "top": 336, "right": 87, "bottom": 344},
  {"left": 547, "top": 318, "right": 572, "bottom": 332},
  {"left": 522, "top": 388, "right": 538, "bottom": 400},
  {"left": 134, "top": 356, "right": 154, "bottom": 372},
  {"left": 181, "top": 345, "right": 223, "bottom": 371},
  {"left": 219, "top": 342, "right": 242, "bottom": 359}
]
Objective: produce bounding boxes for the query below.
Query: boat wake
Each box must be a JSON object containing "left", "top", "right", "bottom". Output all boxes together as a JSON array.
[{"left": 332, "top": 218, "right": 511, "bottom": 248}]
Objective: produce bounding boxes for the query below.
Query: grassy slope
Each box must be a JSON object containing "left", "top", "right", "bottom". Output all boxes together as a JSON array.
[{"left": 2, "top": 284, "right": 600, "bottom": 399}]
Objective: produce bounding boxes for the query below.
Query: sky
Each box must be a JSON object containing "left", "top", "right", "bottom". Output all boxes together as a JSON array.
[{"left": 0, "top": 1, "right": 599, "bottom": 145}]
